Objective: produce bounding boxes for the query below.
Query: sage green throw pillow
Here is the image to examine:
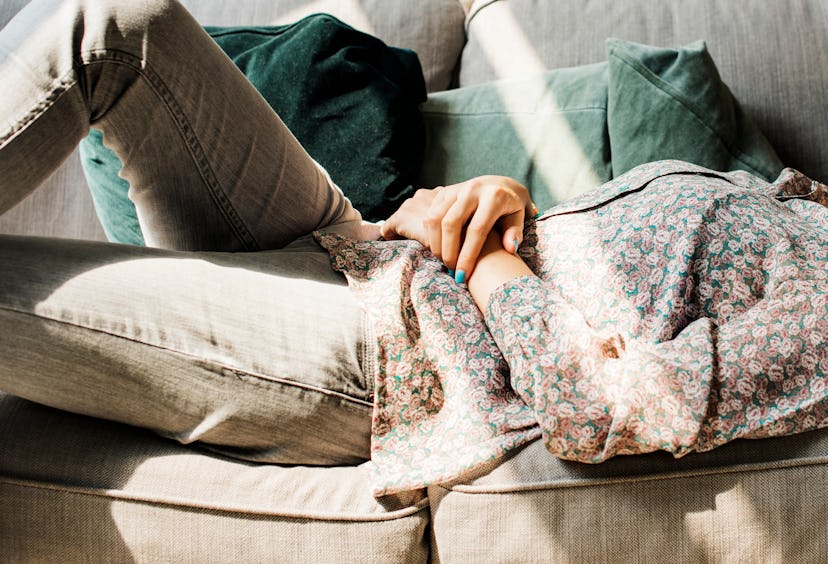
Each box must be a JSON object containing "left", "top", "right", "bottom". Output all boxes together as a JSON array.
[
  {"left": 418, "top": 38, "right": 783, "bottom": 212},
  {"left": 80, "top": 14, "right": 426, "bottom": 246},
  {"left": 606, "top": 38, "right": 782, "bottom": 181},
  {"left": 417, "top": 62, "right": 612, "bottom": 212}
]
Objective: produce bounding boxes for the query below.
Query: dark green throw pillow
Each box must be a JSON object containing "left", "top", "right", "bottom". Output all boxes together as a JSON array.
[{"left": 80, "top": 14, "right": 426, "bottom": 245}]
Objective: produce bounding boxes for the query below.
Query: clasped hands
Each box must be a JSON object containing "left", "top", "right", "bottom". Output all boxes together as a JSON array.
[{"left": 380, "top": 175, "right": 537, "bottom": 284}]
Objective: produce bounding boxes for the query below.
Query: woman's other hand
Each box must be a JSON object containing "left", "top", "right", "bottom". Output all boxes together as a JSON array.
[{"left": 379, "top": 176, "right": 536, "bottom": 280}]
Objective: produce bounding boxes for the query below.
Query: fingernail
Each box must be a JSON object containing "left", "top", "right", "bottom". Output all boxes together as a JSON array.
[
  {"left": 455, "top": 270, "right": 466, "bottom": 284},
  {"left": 447, "top": 269, "right": 455, "bottom": 277},
  {"left": 513, "top": 238, "right": 520, "bottom": 254}
]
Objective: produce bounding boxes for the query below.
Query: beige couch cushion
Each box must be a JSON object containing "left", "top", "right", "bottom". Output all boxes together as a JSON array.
[
  {"left": 429, "top": 436, "right": 828, "bottom": 563},
  {"left": 460, "top": 0, "right": 828, "bottom": 184},
  {"left": 0, "top": 394, "right": 430, "bottom": 562}
]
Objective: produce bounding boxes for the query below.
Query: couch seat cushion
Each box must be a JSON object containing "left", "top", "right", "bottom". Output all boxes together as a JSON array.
[
  {"left": 0, "top": 394, "right": 429, "bottom": 563},
  {"left": 429, "top": 434, "right": 828, "bottom": 562}
]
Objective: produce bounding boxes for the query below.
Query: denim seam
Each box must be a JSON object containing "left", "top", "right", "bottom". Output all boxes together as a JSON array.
[
  {"left": 80, "top": 48, "right": 260, "bottom": 251},
  {"left": 0, "top": 304, "right": 373, "bottom": 408},
  {"left": 0, "top": 72, "right": 79, "bottom": 145}
]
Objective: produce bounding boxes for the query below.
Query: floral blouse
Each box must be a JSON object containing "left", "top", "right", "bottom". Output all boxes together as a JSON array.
[{"left": 315, "top": 160, "right": 828, "bottom": 496}]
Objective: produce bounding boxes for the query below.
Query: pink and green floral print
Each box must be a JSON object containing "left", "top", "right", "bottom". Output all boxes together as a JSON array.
[{"left": 316, "top": 161, "right": 828, "bottom": 496}]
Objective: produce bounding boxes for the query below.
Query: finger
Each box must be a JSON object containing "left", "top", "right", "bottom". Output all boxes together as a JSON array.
[
  {"left": 424, "top": 189, "right": 457, "bottom": 261},
  {"left": 439, "top": 193, "right": 476, "bottom": 270},
  {"left": 453, "top": 199, "right": 500, "bottom": 282},
  {"left": 499, "top": 208, "right": 525, "bottom": 254},
  {"left": 379, "top": 220, "right": 397, "bottom": 240},
  {"left": 379, "top": 208, "right": 410, "bottom": 240}
]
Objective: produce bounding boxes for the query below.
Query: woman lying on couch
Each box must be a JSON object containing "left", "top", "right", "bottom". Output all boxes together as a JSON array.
[{"left": 1, "top": 0, "right": 826, "bottom": 496}]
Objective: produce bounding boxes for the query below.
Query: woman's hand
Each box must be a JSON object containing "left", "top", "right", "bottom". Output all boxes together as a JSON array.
[{"left": 380, "top": 176, "right": 537, "bottom": 280}]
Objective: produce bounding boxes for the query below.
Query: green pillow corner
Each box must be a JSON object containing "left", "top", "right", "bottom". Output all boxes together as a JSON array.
[
  {"left": 79, "top": 128, "right": 145, "bottom": 246},
  {"left": 605, "top": 37, "right": 784, "bottom": 181},
  {"left": 80, "top": 14, "right": 427, "bottom": 245}
]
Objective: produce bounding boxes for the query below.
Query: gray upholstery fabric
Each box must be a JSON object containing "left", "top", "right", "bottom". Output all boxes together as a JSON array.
[
  {"left": 460, "top": 0, "right": 828, "bottom": 183},
  {"left": 4, "top": 0, "right": 828, "bottom": 560},
  {"left": 430, "top": 437, "right": 828, "bottom": 563},
  {"left": 180, "top": 0, "right": 466, "bottom": 93},
  {"left": 0, "top": 394, "right": 430, "bottom": 563},
  {"left": 0, "top": 0, "right": 466, "bottom": 92}
]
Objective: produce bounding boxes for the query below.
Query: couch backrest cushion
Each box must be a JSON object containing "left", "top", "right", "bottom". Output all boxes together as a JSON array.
[
  {"left": 180, "top": 0, "right": 466, "bottom": 93},
  {"left": 1, "top": 0, "right": 466, "bottom": 93},
  {"left": 460, "top": 0, "right": 828, "bottom": 183}
]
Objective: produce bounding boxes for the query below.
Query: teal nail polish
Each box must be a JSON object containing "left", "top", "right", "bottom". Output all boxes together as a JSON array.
[
  {"left": 448, "top": 269, "right": 455, "bottom": 277},
  {"left": 455, "top": 270, "right": 466, "bottom": 284},
  {"left": 513, "top": 238, "right": 520, "bottom": 253}
]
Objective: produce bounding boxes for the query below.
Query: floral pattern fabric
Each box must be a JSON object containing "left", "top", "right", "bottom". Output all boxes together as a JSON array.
[{"left": 315, "top": 160, "right": 828, "bottom": 496}]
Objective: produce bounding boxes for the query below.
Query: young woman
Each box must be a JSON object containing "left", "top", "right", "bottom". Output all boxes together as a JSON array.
[{"left": 1, "top": 0, "right": 826, "bottom": 496}]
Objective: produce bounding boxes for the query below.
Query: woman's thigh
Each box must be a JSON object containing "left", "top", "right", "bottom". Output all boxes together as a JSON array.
[{"left": 0, "top": 234, "right": 373, "bottom": 464}]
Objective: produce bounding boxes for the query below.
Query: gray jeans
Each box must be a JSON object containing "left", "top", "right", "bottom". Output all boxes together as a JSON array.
[{"left": 0, "top": 0, "right": 375, "bottom": 464}]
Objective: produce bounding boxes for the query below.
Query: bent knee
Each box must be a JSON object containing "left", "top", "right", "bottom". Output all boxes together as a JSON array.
[{"left": 44, "top": 0, "right": 187, "bottom": 52}]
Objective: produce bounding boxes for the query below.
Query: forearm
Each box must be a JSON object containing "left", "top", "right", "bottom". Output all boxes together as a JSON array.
[{"left": 467, "top": 231, "right": 535, "bottom": 311}]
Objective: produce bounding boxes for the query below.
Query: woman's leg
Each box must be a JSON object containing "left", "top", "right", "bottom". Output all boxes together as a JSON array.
[
  {"left": 0, "top": 0, "right": 360, "bottom": 251},
  {"left": 0, "top": 0, "right": 373, "bottom": 463},
  {"left": 0, "top": 234, "right": 374, "bottom": 464}
]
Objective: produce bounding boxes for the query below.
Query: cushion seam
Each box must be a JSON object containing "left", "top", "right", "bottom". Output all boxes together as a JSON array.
[
  {"left": 0, "top": 475, "right": 430, "bottom": 521},
  {"left": 434, "top": 454, "right": 828, "bottom": 494},
  {"left": 465, "top": 0, "right": 501, "bottom": 31}
]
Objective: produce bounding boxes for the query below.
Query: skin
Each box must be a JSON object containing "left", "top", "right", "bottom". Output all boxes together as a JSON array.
[{"left": 380, "top": 175, "right": 538, "bottom": 310}]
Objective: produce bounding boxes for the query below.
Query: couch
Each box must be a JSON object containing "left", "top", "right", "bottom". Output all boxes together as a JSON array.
[{"left": 1, "top": 0, "right": 827, "bottom": 561}]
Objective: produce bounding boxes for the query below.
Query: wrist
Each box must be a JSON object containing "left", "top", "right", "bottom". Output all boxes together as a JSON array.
[{"left": 467, "top": 232, "right": 533, "bottom": 310}]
